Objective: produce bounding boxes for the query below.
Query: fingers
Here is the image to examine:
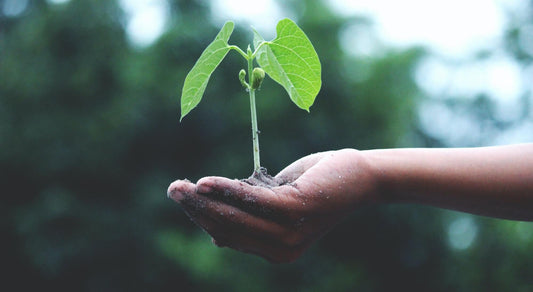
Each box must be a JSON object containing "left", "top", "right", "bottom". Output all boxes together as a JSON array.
[
  {"left": 210, "top": 230, "right": 306, "bottom": 263},
  {"left": 167, "top": 179, "right": 196, "bottom": 201},
  {"left": 186, "top": 206, "right": 306, "bottom": 263},
  {"left": 167, "top": 178, "right": 310, "bottom": 263},
  {"left": 181, "top": 192, "right": 290, "bottom": 240},
  {"left": 275, "top": 152, "right": 327, "bottom": 183},
  {"left": 168, "top": 178, "right": 299, "bottom": 240},
  {"left": 195, "top": 176, "right": 300, "bottom": 216}
]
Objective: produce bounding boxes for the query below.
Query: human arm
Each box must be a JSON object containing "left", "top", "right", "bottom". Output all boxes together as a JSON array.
[
  {"left": 366, "top": 143, "right": 533, "bottom": 221},
  {"left": 167, "top": 144, "right": 533, "bottom": 263}
]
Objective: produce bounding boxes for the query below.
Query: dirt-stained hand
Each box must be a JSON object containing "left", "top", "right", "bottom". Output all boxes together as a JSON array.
[{"left": 167, "top": 149, "right": 379, "bottom": 263}]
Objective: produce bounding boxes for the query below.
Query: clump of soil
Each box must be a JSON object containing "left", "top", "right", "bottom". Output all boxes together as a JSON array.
[{"left": 242, "top": 167, "right": 285, "bottom": 188}]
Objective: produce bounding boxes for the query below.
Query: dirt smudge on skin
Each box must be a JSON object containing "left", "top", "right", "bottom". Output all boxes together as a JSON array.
[
  {"left": 241, "top": 167, "right": 285, "bottom": 188},
  {"left": 180, "top": 193, "right": 207, "bottom": 215}
]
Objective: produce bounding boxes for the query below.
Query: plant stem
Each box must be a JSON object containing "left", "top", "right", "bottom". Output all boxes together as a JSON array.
[
  {"left": 228, "top": 45, "right": 248, "bottom": 59},
  {"left": 248, "top": 55, "right": 261, "bottom": 172}
]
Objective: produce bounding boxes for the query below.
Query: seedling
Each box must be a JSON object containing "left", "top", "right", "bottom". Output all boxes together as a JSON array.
[{"left": 180, "top": 19, "right": 321, "bottom": 178}]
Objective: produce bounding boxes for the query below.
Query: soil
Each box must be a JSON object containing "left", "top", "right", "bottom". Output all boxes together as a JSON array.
[{"left": 242, "top": 167, "right": 285, "bottom": 188}]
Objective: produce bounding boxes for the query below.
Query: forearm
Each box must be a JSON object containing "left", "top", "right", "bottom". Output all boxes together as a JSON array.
[{"left": 363, "top": 144, "right": 533, "bottom": 221}]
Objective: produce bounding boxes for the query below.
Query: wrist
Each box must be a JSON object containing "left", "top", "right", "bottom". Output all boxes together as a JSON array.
[
  {"left": 361, "top": 149, "right": 401, "bottom": 205},
  {"left": 333, "top": 148, "right": 384, "bottom": 206}
]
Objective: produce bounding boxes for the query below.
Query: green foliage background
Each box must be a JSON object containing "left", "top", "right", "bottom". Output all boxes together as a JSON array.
[{"left": 1, "top": 0, "right": 532, "bottom": 291}]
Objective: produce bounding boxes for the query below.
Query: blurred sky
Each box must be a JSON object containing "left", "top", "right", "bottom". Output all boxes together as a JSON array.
[{"left": 38, "top": 0, "right": 532, "bottom": 145}]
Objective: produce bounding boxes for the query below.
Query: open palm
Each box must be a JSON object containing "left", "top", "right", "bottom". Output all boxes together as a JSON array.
[{"left": 168, "top": 149, "right": 377, "bottom": 263}]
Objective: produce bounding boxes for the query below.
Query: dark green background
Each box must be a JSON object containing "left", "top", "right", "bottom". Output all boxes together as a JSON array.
[{"left": 1, "top": 0, "right": 532, "bottom": 291}]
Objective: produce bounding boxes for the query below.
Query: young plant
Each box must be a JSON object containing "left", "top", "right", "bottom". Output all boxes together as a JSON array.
[{"left": 180, "top": 19, "right": 321, "bottom": 177}]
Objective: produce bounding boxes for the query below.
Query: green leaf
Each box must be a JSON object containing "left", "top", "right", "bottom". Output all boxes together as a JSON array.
[
  {"left": 254, "top": 19, "right": 321, "bottom": 111},
  {"left": 180, "top": 21, "right": 234, "bottom": 120}
]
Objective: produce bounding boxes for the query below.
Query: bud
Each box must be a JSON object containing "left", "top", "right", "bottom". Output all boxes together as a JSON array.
[
  {"left": 251, "top": 67, "right": 265, "bottom": 90},
  {"left": 238, "top": 69, "right": 248, "bottom": 89}
]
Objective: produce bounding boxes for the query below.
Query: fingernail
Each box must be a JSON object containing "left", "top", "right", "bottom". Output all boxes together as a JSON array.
[
  {"left": 196, "top": 183, "right": 213, "bottom": 194},
  {"left": 167, "top": 182, "right": 184, "bottom": 201}
]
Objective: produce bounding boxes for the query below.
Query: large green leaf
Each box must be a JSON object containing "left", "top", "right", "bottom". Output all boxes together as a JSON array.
[
  {"left": 180, "top": 21, "right": 234, "bottom": 120},
  {"left": 254, "top": 19, "right": 321, "bottom": 111}
]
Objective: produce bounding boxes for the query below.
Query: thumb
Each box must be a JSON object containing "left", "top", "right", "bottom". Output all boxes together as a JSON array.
[{"left": 275, "top": 152, "right": 326, "bottom": 183}]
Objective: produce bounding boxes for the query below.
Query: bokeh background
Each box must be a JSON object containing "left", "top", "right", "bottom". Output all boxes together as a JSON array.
[{"left": 1, "top": 0, "right": 532, "bottom": 290}]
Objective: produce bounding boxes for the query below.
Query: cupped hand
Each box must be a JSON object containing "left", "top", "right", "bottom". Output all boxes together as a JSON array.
[{"left": 167, "top": 149, "right": 379, "bottom": 263}]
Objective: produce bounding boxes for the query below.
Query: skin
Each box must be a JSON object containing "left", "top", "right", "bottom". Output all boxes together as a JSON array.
[{"left": 167, "top": 144, "right": 533, "bottom": 263}]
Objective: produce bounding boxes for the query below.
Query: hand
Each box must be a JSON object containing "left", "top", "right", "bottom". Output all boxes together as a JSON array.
[{"left": 167, "top": 149, "right": 379, "bottom": 263}]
